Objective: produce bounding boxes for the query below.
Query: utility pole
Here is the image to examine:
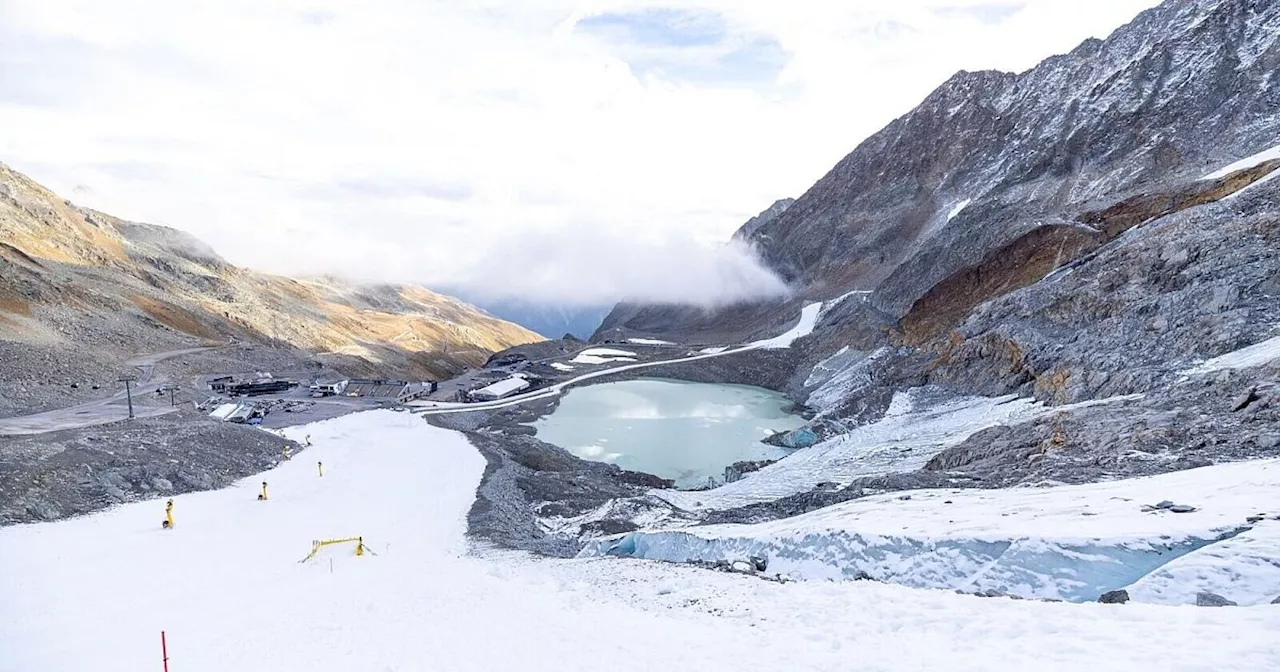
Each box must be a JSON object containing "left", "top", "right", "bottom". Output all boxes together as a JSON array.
[{"left": 118, "top": 377, "right": 136, "bottom": 419}]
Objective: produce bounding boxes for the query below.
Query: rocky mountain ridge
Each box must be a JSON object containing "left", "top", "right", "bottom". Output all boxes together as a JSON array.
[
  {"left": 579, "top": 0, "right": 1280, "bottom": 531},
  {"left": 0, "top": 163, "right": 541, "bottom": 415},
  {"left": 599, "top": 0, "right": 1280, "bottom": 346}
]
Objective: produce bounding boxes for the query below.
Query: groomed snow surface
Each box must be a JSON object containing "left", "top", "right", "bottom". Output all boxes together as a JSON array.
[{"left": 2, "top": 411, "right": 1279, "bottom": 670}]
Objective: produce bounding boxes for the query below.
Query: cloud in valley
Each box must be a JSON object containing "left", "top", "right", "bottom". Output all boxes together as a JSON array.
[{"left": 0, "top": 0, "right": 1163, "bottom": 307}]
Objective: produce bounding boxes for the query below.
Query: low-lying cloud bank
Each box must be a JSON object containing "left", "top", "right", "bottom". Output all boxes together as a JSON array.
[{"left": 448, "top": 230, "right": 791, "bottom": 308}]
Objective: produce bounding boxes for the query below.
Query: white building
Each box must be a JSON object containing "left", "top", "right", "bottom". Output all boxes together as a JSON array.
[
  {"left": 469, "top": 377, "right": 530, "bottom": 402},
  {"left": 309, "top": 380, "right": 348, "bottom": 397}
]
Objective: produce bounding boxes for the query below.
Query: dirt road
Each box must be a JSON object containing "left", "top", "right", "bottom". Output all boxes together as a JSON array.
[{"left": 0, "top": 346, "right": 219, "bottom": 436}]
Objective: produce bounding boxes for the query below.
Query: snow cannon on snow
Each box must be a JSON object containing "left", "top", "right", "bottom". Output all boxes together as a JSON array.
[
  {"left": 161, "top": 499, "right": 174, "bottom": 529},
  {"left": 257, "top": 481, "right": 269, "bottom": 501}
]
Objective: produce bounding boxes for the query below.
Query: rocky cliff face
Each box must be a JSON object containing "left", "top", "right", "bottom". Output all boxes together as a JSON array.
[
  {"left": 601, "top": 0, "right": 1280, "bottom": 345},
  {"left": 588, "top": 0, "right": 1280, "bottom": 514},
  {"left": 0, "top": 163, "right": 541, "bottom": 413}
]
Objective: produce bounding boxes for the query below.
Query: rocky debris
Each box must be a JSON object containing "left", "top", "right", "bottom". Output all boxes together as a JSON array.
[
  {"left": 1195, "top": 591, "right": 1238, "bottom": 607},
  {"left": 1232, "top": 388, "right": 1261, "bottom": 412},
  {"left": 432, "top": 411, "right": 675, "bottom": 557},
  {"left": 684, "top": 557, "right": 786, "bottom": 582},
  {"left": 0, "top": 411, "right": 301, "bottom": 525},
  {"left": 1099, "top": 590, "right": 1130, "bottom": 604},
  {"left": 723, "top": 459, "right": 778, "bottom": 484},
  {"left": 1141, "top": 501, "right": 1198, "bottom": 513},
  {"left": 1272, "top": 595, "right": 1280, "bottom": 605}
]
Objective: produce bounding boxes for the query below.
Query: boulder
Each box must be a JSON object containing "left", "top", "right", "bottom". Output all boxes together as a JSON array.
[
  {"left": 1195, "top": 592, "right": 1237, "bottom": 607},
  {"left": 1231, "top": 388, "right": 1260, "bottom": 412},
  {"left": 1098, "top": 589, "right": 1130, "bottom": 604}
]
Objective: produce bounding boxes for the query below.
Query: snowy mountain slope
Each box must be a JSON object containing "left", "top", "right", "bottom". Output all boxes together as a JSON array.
[
  {"left": 2, "top": 410, "right": 1278, "bottom": 671},
  {"left": 584, "top": 459, "right": 1280, "bottom": 603}
]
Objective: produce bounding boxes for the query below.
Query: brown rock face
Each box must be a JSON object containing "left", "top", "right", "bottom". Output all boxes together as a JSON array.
[{"left": 0, "top": 163, "right": 542, "bottom": 382}]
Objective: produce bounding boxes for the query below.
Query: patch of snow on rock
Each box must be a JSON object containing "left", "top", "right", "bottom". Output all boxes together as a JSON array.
[
  {"left": 1183, "top": 334, "right": 1280, "bottom": 374},
  {"left": 947, "top": 198, "right": 973, "bottom": 221},
  {"left": 572, "top": 348, "right": 639, "bottom": 365},
  {"left": 1202, "top": 142, "right": 1280, "bottom": 180},
  {"left": 749, "top": 303, "right": 821, "bottom": 349}
]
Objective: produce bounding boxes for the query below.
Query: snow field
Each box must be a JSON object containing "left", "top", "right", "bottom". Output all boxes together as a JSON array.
[
  {"left": 2, "top": 410, "right": 1278, "bottom": 670},
  {"left": 1128, "top": 521, "right": 1280, "bottom": 607},
  {"left": 747, "top": 302, "right": 821, "bottom": 349},
  {"left": 1183, "top": 332, "right": 1280, "bottom": 374},
  {"left": 571, "top": 347, "right": 638, "bottom": 365},
  {"left": 586, "top": 459, "right": 1280, "bottom": 604}
]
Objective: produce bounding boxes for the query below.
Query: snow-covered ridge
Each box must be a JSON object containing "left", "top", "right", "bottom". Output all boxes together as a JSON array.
[{"left": 585, "top": 459, "right": 1280, "bottom": 603}]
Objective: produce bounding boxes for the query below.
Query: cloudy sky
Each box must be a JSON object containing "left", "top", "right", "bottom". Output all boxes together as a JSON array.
[{"left": 0, "top": 0, "right": 1162, "bottom": 307}]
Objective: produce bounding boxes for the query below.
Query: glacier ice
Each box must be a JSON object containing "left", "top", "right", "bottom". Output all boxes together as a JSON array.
[{"left": 588, "top": 460, "right": 1280, "bottom": 603}]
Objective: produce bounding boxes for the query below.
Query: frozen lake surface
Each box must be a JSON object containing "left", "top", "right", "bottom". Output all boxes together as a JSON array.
[{"left": 532, "top": 378, "right": 805, "bottom": 488}]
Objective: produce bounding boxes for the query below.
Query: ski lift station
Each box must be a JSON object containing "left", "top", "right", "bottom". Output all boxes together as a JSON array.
[{"left": 468, "top": 376, "right": 530, "bottom": 402}]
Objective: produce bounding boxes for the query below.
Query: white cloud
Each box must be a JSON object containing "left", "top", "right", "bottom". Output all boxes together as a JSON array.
[{"left": 0, "top": 0, "right": 1162, "bottom": 307}]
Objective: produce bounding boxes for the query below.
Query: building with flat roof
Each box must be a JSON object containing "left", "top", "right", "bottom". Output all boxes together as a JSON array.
[
  {"left": 343, "top": 379, "right": 409, "bottom": 399},
  {"left": 468, "top": 377, "right": 530, "bottom": 402}
]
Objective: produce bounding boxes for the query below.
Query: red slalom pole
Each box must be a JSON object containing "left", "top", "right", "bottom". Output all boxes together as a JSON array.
[{"left": 161, "top": 631, "right": 169, "bottom": 672}]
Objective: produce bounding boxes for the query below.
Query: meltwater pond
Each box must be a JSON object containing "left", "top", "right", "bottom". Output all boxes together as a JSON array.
[{"left": 531, "top": 378, "right": 805, "bottom": 488}]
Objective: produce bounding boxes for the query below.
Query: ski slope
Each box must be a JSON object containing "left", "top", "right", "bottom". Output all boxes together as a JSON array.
[{"left": 2, "top": 411, "right": 1278, "bottom": 670}]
